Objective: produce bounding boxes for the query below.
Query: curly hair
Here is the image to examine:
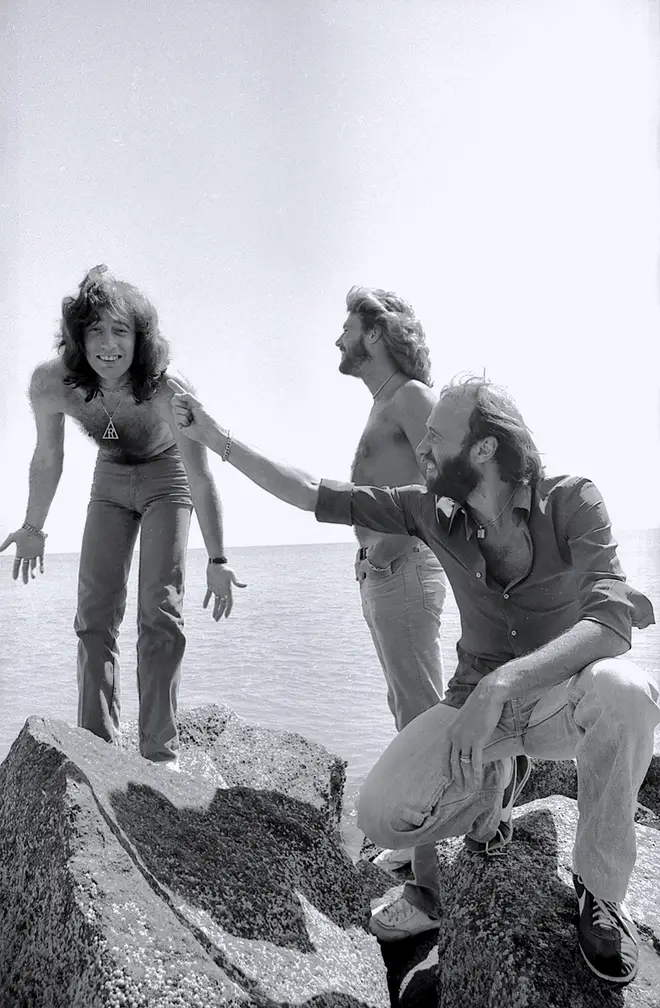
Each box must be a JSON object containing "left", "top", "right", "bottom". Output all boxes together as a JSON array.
[
  {"left": 441, "top": 373, "right": 545, "bottom": 485},
  {"left": 345, "top": 286, "right": 433, "bottom": 386},
  {"left": 55, "top": 265, "right": 170, "bottom": 403}
]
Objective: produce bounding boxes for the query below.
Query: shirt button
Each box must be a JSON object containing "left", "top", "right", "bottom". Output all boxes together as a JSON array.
[
  {"left": 510, "top": 629, "right": 517, "bottom": 637},
  {"left": 475, "top": 572, "right": 482, "bottom": 579},
  {"left": 503, "top": 593, "right": 509, "bottom": 599}
]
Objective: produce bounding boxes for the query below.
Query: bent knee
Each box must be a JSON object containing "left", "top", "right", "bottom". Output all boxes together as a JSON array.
[{"left": 585, "top": 657, "right": 659, "bottom": 706}]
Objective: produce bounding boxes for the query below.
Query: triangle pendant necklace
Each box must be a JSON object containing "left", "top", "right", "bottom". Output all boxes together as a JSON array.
[
  {"left": 99, "top": 391, "right": 122, "bottom": 441},
  {"left": 102, "top": 419, "right": 119, "bottom": 440}
]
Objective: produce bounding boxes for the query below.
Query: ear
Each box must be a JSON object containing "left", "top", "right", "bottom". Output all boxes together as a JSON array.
[
  {"left": 364, "top": 322, "right": 382, "bottom": 345},
  {"left": 473, "top": 435, "right": 498, "bottom": 463}
]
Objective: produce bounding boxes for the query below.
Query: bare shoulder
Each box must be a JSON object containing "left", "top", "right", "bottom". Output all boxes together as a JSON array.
[
  {"left": 161, "top": 364, "right": 197, "bottom": 396},
  {"left": 391, "top": 379, "right": 437, "bottom": 416},
  {"left": 29, "top": 358, "right": 68, "bottom": 411}
]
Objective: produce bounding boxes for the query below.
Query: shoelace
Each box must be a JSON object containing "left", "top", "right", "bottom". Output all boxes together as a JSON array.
[
  {"left": 383, "top": 899, "right": 416, "bottom": 924},
  {"left": 591, "top": 898, "right": 624, "bottom": 932}
]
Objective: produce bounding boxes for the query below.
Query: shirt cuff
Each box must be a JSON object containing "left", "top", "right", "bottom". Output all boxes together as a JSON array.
[{"left": 315, "top": 479, "right": 355, "bottom": 525}]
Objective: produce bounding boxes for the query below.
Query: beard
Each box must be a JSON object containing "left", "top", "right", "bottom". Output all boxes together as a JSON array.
[
  {"left": 428, "top": 445, "right": 480, "bottom": 503},
  {"left": 338, "top": 337, "right": 372, "bottom": 376}
]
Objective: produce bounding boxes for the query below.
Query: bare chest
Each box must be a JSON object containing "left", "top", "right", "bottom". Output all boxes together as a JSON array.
[
  {"left": 477, "top": 525, "right": 533, "bottom": 589},
  {"left": 350, "top": 408, "right": 420, "bottom": 485},
  {"left": 64, "top": 387, "right": 173, "bottom": 460}
]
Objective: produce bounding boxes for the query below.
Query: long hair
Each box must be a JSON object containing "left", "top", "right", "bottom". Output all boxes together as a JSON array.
[
  {"left": 345, "top": 286, "right": 433, "bottom": 386},
  {"left": 441, "top": 374, "right": 545, "bottom": 485},
  {"left": 55, "top": 265, "right": 170, "bottom": 402}
]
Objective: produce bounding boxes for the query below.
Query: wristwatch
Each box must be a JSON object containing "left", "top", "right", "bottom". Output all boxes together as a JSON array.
[{"left": 208, "top": 556, "right": 228, "bottom": 564}]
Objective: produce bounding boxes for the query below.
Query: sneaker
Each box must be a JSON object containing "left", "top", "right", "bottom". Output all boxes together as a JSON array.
[
  {"left": 372, "top": 847, "right": 414, "bottom": 872},
  {"left": 464, "top": 754, "right": 532, "bottom": 855},
  {"left": 573, "top": 874, "right": 639, "bottom": 984},
  {"left": 369, "top": 896, "right": 441, "bottom": 942}
]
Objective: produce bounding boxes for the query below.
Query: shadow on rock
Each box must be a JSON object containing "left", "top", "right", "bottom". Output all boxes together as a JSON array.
[{"left": 109, "top": 781, "right": 368, "bottom": 954}]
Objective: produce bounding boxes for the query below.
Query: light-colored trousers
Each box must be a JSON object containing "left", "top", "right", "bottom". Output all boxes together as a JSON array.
[
  {"left": 358, "top": 543, "right": 446, "bottom": 883},
  {"left": 358, "top": 543, "right": 447, "bottom": 729},
  {"left": 357, "top": 657, "right": 660, "bottom": 913}
]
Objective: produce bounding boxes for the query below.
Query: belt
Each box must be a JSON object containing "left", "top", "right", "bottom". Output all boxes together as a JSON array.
[{"left": 357, "top": 544, "right": 422, "bottom": 559}]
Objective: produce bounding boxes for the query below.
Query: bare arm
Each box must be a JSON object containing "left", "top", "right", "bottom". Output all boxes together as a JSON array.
[
  {"left": 393, "top": 380, "right": 438, "bottom": 471},
  {"left": 24, "top": 366, "right": 66, "bottom": 528},
  {"left": 161, "top": 371, "right": 228, "bottom": 557},
  {"left": 366, "top": 381, "right": 438, "bottom": 568},
  {"left": 166, "top": 379, "right": 319, "bottom": 510},
  {"left": 208, "top": 428, "right": 319, "bottom": 511},
  {"left": 482, "top": 620, "right": 629, "bottom": 702}
]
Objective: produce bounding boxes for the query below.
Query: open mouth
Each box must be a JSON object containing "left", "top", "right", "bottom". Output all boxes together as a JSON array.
[{"left": 97, "top": 355, "right": 122, "bottom": 363}]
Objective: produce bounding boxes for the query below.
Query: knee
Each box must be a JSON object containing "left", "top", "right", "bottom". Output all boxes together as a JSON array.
[{"left": 585, "top": 657, "right": 659, "bottom": 711}]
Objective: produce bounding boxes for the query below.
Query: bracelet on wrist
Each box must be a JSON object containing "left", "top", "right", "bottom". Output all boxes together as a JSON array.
[
  {"left": 208, "top": 556, "right": 228, "bottom": 565},
  {"left": 22, "top": 522, "right": 47, "bottom": 540},
  {"left": 221, "top": 431, "right": 232, "bottom": 463}
]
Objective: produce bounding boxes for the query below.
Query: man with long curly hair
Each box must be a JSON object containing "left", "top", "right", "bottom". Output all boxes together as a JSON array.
[
  {"left": 0, "top": 266, "right": 245, "bottom": 767},
  {"left": 337, "top": 287, "right": 446, "bottom": 871},
  {"left": 166, "top": 373, "right": 657, "bottom": 984}
]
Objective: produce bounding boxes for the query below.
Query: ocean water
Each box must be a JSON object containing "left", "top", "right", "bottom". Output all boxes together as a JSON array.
[{"left": 1, "top": 532, "right": 659, "bottom": 811}]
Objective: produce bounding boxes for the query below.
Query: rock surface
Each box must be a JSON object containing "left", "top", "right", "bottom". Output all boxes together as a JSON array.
[
  {"left": 119, "top": 703, "right": 347, "bottom": 830},
  {"left": 0, "top": 711, "right": 389, "bottom": 1008}
]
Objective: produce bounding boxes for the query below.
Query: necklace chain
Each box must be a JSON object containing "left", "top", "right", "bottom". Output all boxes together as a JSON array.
[
  {"left": 475, "top": 488, "right": 517, "bottom": 534},
  {"left": 372, "top": 373, "right": 397, "bottom": 399}
]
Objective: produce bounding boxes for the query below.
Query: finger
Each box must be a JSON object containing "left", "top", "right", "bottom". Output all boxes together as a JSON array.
[
  {"left": 224, "top": 589, "right": 233, "bottom": 618},
  {"left": 471, "top": 744, "right": 484, "bottom": 790},
  {"left": 213, "top": 596, "right": 227, "bottom": 621},
  {"left": 22, "top": 560, "right": 30, "bottom": 585},
  {"left": 166, "top": 378, "right": 187, "bottom": 394},
  {"left": 203, "top": 589, "right": 212, "bottom": 609},
  {"left": 12, "top": 558, "right": 20, "bottom": 581},
  {"left": 0, "top": 536, "right": 13, "bottom": 552},
  {"left": 39, "top": 555, "right": 44, "bottom": 574},
  {"left": 449, "top": 740, "right": 464, "bottom": 790},
  {"left": 230, "top": 576, "right": 248, "bottom": 588},
  {"left": 30, "top": 558, "right": 36, "bottom": 580}
]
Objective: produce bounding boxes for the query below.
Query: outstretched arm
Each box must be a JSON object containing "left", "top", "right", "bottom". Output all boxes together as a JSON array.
[{"left": 167, "top": 380, "right": 320, "bottom": 511}]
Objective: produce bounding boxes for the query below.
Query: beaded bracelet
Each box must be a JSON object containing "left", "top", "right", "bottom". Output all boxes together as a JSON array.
[
  {"left": 22, "top": 522, "right": 47, "bottom": 539},
  {"left": 222, "top": 431, "right": 232, "bottom": 463}
]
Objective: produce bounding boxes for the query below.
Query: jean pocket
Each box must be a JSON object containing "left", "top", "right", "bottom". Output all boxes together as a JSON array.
[{"left": 416, "top": 567, "right": 447, "bottom": 617}]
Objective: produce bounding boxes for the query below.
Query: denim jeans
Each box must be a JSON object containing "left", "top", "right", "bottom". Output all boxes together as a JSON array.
[
  {"left": 358, "top": 543, "right": 446, "bottom": 880},
  {"left": 358, "top": 544, "right": 447, "bottom": 731},
  {"left": 357, "top": 657, "right": 660, "bottom": 911},
  {"left": 75, "top": 446, "right": 193, "bottom": 762}
]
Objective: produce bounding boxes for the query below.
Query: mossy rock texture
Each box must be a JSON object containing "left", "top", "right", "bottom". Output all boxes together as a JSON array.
[{"left": 0, "top": 711, "right": 389, "bottom": 1008}]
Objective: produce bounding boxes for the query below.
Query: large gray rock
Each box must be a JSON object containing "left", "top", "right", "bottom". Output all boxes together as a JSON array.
[
  {"left": 0, "top": 713, "right": 389, "bottom": 1008},
  {"left": 389, "top": 797, "right": 660, "bottom": 1008},
  {"left": 119, "top": 703, "right": 347, "bottom": 830}
]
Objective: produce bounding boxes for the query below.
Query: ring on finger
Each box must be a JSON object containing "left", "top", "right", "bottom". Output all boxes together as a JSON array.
[{"left": 459, "top": 755, "right": 472, "bottom": 763}]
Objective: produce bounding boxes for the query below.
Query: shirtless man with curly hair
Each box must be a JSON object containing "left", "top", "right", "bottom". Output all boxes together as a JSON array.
[{"left": 1, "top": 265, "right": 245, "bottom": 766}]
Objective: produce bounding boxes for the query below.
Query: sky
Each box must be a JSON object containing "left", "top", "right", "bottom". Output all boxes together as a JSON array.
[{"left": 1, "top": 0, "right": 659, "bottom": 554}]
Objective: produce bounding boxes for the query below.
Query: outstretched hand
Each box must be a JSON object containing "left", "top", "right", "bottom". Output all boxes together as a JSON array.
[
  {"left": 0, "top": 528, "right": 46, "bottom": 584},
  {"left": 167, "top": 379, "right": 218, "bottom": 447},
  {"left": 205, "top": 563, "right": 247, "bottom": 620}
]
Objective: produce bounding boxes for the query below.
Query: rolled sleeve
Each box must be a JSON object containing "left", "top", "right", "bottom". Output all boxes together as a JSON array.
[
  {"left": 564, "top": 479, "right": 654, "bottom": 643},
  {"left": 315, "top": 479, "right": 423, "bottom": 536}
]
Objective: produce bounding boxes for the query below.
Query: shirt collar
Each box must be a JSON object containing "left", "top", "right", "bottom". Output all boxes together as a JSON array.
[{"left": 435, "top": 483, "right": 532, "bottom": 535}]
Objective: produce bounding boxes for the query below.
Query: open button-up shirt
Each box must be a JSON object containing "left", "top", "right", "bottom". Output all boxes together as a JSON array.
[{"left": 315, "top": 475, "right": 655, "bottom": 707}]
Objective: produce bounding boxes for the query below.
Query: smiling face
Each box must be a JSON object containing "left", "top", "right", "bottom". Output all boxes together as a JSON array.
[
  {"left": 83, "top": 307, "right": 136, "bottom": 387},
  {"left": 417, "top": 395, "right": 482, "bottom": 502},
  {"left": 335, "top": 312, "right": 372, "bottom": 375}
]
